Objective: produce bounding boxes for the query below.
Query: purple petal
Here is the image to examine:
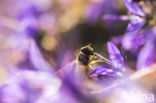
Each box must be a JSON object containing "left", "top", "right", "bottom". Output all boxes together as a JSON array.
[
  {"left": 126, "top": 16, "right": 146, "bottom": 33},
  {"left": 144, "top": 27, "right": 156, "bottom": 41},
  {"left": 18, "top": 5, "right": 41, "bottom": 20},
  {"left": 103, "top": 15, "right": 130, "bottom": 21},
  {"left": 29, "top": 40, "right": 53, "bottom": 72},
  {"left": 124, "top": 0, "right": 145, "bottom": 16},
  {"left": 90, "top": 66, "right": 122, "bottom": 77},
  {"left": 85, "top": 0, "right": 117, "bottom": 23},
  {"left": 0, "top": 71, "right": 62, "bottom": 103},
  {"left": 85, "top": 3, "right": 103, "bottom": 22},
  {"left": 137, "top": 42, "right": 156, "bottom": 69},
  {"left": 111, "top": 35, "right": 124, "bottom": 45},
  {"left": 121, "top": 46, "right": 128, "bottom": 65},
  {"left": 122, "top": 33, "right": 145, "bottom": 50},
  {"left": 20, "top": 16, "right": 38, "bottom": 37},
  {"left": 107, "top": 42, "right": 125, "bottom": 71}
]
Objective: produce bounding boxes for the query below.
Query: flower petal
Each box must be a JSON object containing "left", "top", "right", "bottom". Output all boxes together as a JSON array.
[
  {"left": 103, "top": 15, "right": 130, "bottom": 21},
  {"left": 0, "top": 71, "right": 62, "bottom": 103},
  {"left": 122, "top": 33, "right": 145, "bottom": 50},
  {"left": 126, "top": 16, "right": 146, "bottom": 33},
  {"left": 137, "top": 42, "right": 156, "bottom": 69},
  {"left": 85, "top": 0, "right": 117, "bottom": 23},
  {"left": 90, "top": 66, "right": 123, "bottom": 77},
  {"left": 124, "top": 0, "right": 145, "bottom": 16},
  {"left": 29, "top": 40, "right": 53, "bottom": 72},
  {"left": 107, "top": 42, "right": 125, "bottom": 71}
]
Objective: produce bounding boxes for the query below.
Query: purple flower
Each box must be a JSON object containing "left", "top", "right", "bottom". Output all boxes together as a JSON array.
[
  {"left": 122, "top": 32, "right": 145, "bottom": 50},
  {"left": 18, "top": 5, "right": 41, "bottom": 20},
  {"left": 126, "top": 16, "right": 146, "bottom": 33},
  {"left": 28, "top": 40, "right": 53, "bottom": 72},
  {"left": 137, "top": 41, "right": 156, "bottom": 69},
  {"left": 90, "top": 42, "right": 126, "bottom": 80},
  {"left": 0, "top": 70, "right": 80, "bottom": 103},
  {"left": 137, "top": 27, "right": 156, "bottom": 69},
  {"left": 124, "top": 0, "right": 145, "bottom": 16},
  {"left": 103, "top": 0, "right": 147, "bottom": 51},
  {"left": 121, "top": 16, "right": 146, "bottom": 50},
  {"left": 85, "top": 0, "right": 118, "bottom": 23},
  {"left": 16, "top": 1, "right": 43, "bottom": 38},
  {"left": 0, "top": 39, "right": 82, "bottom": 103},
  {"left": 103, "top": 15, "right": 130, "bottom": 21},
  {"left": 20, "top": 16, "right": 38, "bottom": 38},
  {"left": 90, "top": 66, "right": 123, "bottom": 77},
  {"left": 103, "top": 15, "right": 146, "bottom": 33},
  {"left": 107, "top": 42, "right": 126, "bottom": 71}
]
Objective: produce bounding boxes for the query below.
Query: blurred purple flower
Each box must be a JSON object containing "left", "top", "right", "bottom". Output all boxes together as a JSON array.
[
  {"left": 20, "top": 16, "right": 38, "bottom": 38},
  {"left": 90, "top": 66, "right": 123, "bottom": 78},
  {"left": 85, "top": 0, "right": 118, "bottom": 23},
  {"left": 137, "top": 27, "right": 156, "bottom": 69},
  {"left": 124, "top": 0, "right": 145, "bottom": 16},
  {"left": 122, "top": 32, "right": 145, "bottom": 50},
  {"left": 0, "top": 70, "right": 81, "bottom": 103},
  {"left": 107, "top": 42, "right": 125, "bottom": 71},
  {"left": 121, "top": 16, "right": 146, "bottom": 50},
  {"left": 103, "top": 15, "right": 130, "bottom": 21},
  {"left": 137, "top": 41, "right": 156, "bottom": 69},
  {"left": 18, "top": 5, "right": 41, "bottom": 20},
  {"left": 16, "top": 1, "right": 43, "bottom": 38},
  {"left": 126, "top": 16, "right": 146, "bottom": 33},
  {"left": 103, "top": 15, "right": 146, "bottom": 33},
  {"left": 28, "top": 40, "right": 54, "bottom": 72},
  {"left": 103, "top": 0, "right": 146, "bottom": 51},
  {"left": 0, "top": 38, "right": 82, "bottom": 103}
]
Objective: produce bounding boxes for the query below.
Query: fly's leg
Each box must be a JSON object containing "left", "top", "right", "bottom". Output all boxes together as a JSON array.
[
  {"left": 89, "top": 60, "right": 104, "bottom": 65},
  {"left": 88, "top": 54, "right": 105, "bottom": 71},
  {"left": 94, "top": 53, "right": 113, "bottom": 65},
  {"left": 90, "top": 55, "right": 96, "bottom": 60},
  {"left": 88, "top": 64, "right": 94, "bottom": 71}
]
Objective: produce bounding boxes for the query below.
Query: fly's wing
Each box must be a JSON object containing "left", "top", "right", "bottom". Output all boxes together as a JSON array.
[
  {"left": 56, "top": 60, "right": 77, "bottom": 78},
  {"left": 56, "top": 59, "right": 89, "bottom": 86}
]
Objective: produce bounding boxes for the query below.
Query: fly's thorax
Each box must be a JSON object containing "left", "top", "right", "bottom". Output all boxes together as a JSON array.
[{"left": 80, "top": 44, "right": 94, "bottom": 56}]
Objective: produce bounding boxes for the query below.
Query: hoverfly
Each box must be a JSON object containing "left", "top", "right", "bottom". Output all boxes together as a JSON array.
[{"left": 56, "top": 44, "right": 112, "bottom": 79}]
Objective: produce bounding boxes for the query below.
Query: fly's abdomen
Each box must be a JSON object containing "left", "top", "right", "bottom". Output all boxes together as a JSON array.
[{"left": 78, "top": 54, "right": 89, "bottom": 65}]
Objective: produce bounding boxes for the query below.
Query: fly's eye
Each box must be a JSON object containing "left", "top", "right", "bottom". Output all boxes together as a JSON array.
[{"left": 80, "top": 46, "right": 93, "bottom": 56}]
